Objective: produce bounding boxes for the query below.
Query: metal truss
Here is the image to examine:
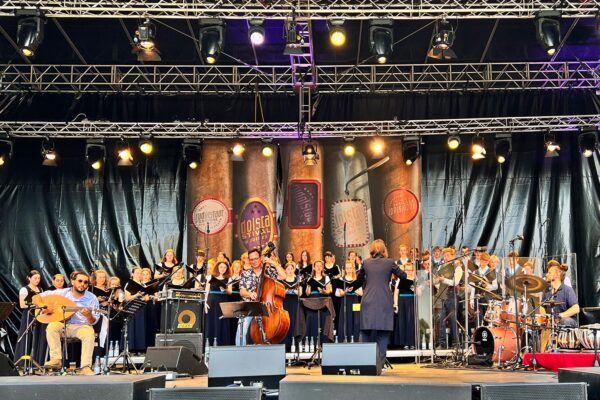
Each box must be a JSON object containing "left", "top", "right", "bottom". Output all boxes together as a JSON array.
[
  {"left": 1, "top": 115, "right": 598, "bottom": 139},
  {"left": 0, "top": 1, "right": 596, "bottom": 20},
  {"left": 1, "top": 62, "right": 597, "bottom": 94}
]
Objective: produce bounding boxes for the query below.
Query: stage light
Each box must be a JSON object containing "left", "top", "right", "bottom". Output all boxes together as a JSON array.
[
  {"left": 343, "top": 138, "right": 356, "bottom": 158},
  {"left": 369, "top": 20, "right": 393, "bottom": 64},
  {"left": 134, "top": 19, "right": 156, "bottom": 50},
  {"left": 402, "top": 137, "right": 420, "bottom": 166},
  {"left": 427, "top": 18, "right": 457, "bottom": 60},
  {"left": 139, "top": 138, "right": 154, "bottom": 155},
  {"left": 447, "top": 135, "right": 460, "bottom": 150},
  {"left": 495, "top": 136, "right": 511, "bottom": 164},
  {"left": 17, "top": 15, "right": 45, "bottom": 57},
  {"left": 249, "top": 19, "right": 266, "bottom": 46},
  {"left": 370, "top": 138, "right": 385, "bottom": 158},
  {"left": 328, "top": 20, "right": 346, "bottom": 47},
  {"left": 86, "top": 140, "right": 106, "bottom": 170},
  {"left": 544, "top": 131, "right": 560, "bottom": 158},
  {"left": 117, "top": 140, "right": 133, "bottom": 166},
  {"left": 283, "top": 19, "right": 303, "bottom": 55},
  {"left": 200, "top": 19, "right": 224, "bottom": 64},
  {"left": 41, "top": 139, "right": 57, "bottom": 167},
  {"left": 579, "top": 127, "right": 598, "bottom": 158},
  {"left": 231, "top": 143, "right": 245, "bottom": 161},
  {"left": 471, "top": 136, "right": 486, "bottom": 160},
  {"left": 302, "top": 143, "right": 319, "bottom": 166},
  {"left": 535, "top": 11, "right": 561, "bottom": 56},
  {"left": 261, "top": 138, "right": 274, "bottom": 158},
  {"left": 0, "top": 139, "right": 13, "bottom": 167},
  {"left": 182, "top": 139, "right": 202, "bottom": 169}
]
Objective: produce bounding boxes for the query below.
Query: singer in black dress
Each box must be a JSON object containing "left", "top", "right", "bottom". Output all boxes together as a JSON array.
[
  {"left": 393, "top": 262, "right": 417, "bottom": 349},
  {"left": 204, "top": 261, "right": 232, "bottom": 346},
  {"left": 124, "top": 267, "right": 153, "bottom": 352},
  {"left": 335, "top": 261, "right": 363, "bottom": 342},
  {"left": 14, "top": 270, "right": 47, "bottom": 365},
  {"left": 304, "top": 260, "right": 333, "bottom": 345},
  {"left": 280, "top": 262, "right": 302, "bottom": 351},
  {"left": 298, "top": 250, "right": 313, "bottom": 279}
]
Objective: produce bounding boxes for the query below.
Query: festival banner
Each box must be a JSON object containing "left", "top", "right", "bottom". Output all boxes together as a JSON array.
[
  {"left": 331, "top": 199, "right": 370, "bottom": 248},
  {"left": 384, "top": 188, "right": 420, "bottom": 224},
  {"left": 191, "top": 198, "right": 232, "bottom": 235},
  {"left": 237, "top": 197, "right": 278, "bottom": 251}
]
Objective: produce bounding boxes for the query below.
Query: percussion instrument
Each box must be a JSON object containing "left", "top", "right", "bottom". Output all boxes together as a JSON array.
[
  {"left": 576, "top": 325, "right": 600, "bottom": 350},
  {"left": 472, "top": 326, "right": 518, "bottom": 363},
  {"left": 505, "top": 275, "right": 548, "bottom": 294},
  {"left": 557, "top": 328, "right": 580, "bottom": 350},
  {"left": 483, "top": 300, "right": 503, "bottom": 326}
]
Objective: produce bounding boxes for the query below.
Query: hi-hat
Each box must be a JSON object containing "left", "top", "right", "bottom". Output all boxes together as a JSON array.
[{"left": 471, "top": 284, "right": 502, "bottom": 301}]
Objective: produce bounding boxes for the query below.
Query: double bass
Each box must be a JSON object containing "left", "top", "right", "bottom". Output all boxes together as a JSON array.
[{"left": 249, "top": 243, "right": 290, "bottom": 344}]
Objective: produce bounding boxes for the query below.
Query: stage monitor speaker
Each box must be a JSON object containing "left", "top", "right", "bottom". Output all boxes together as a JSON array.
[
  {"left": 559, "top": 368, "right": 600, "bottom": 400},
  {"left": 0, "top": 352, "right": 18, "bottom": 376},
  {"left": 145, "top": 346, "right": 207, "bottom": 377},
  {"left": 159, "top": 300, "right": 203, "bottom": 333},
  {"left": 321, "top": 343, "right": 382, "bottom": 375},
  {"left": 208, "top": 345, "right": 285, "bottom": 389},
  {"left": 473, "top": 382, "right": 587, "bottom": 400},
  {"left": 0, "top": 375, "right": 165, "bottom": 400},
  {"left": 155, "top": 332, "right": 203, "bottom": 356},
  {"left": 149, "top": 387, "right": 262, "bottom": 400}
]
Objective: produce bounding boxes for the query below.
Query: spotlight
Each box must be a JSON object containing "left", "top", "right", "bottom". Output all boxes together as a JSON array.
[
  {"left": 402, "top": 137, "right": 420, "bottom": 166},
  {"left": 86, "top": 140, "right": 106, "bottom": 170},
  {"left": 182, "top": 139, "right": 202, "bottom": 169},
  {"left": 370, "top": 138, "right": 385, "bottom": 158},
  {"left": 579, "top": 127, "right": 598, "bottom": 158},
  {"left": 249, "top": 19, "right": 266, "bottom": 46},
  {"left": 16, "top": 14, "right": 45, "bottom": 57},
  {"left": 495, "top": 136, "right": 511, "bottom": 164},
  {"left": 117, "top": 140, "right": 133, "bottom": 166},
  {"left": 134, "top": 19, "right": 156, "bottom": 50},
  {"left": 427, "top": 19, "right": 457, "bottom": 60},
  {"left": 302, "top": 142, "right": 319, "bottom": 166},
  {"left": 535, "top": 10, "right": 561, "bottom": 56},
  {"left": 328, "top": 19, "right": 346, "bottom": 47},
  {"left": 200, "top": 19, "right": 224, "bottom": 64},
  {"left": 471, "top": 136, "right": 486, "bottom": 160},
  {"left": 369, "top": 20, "right": 393, "bottom": 64},
  {"left": 283, "top": 19, "right": 303, "bottom": 55},
  {"left": 41, "top": 139, "right": 57, "bottom": 167},
  {"left": 343, "top": 138, "right": 356, "bottom": 158},
  {"left": 261, "top": 138, "right": 274, "bottom": 158},
  {"left": 0, "top": 139, "right": 13, "bottom": 167},
  {"left": 231, "top": 142, "right": 245, "bottom": 161},
  {"left": 544, "top": 131, "right": 560, "bottom": 158},
  {"left": 447, "top": 135, "right": 461, "bottom": 150},
  {"left": 139, "top": 138, "right": 154, "bottom": 155}
]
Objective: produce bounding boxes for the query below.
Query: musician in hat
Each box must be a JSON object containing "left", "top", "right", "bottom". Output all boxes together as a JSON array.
[
  {"left": 541, "top": 262, "right": 579, "bottom": 327},
  {"left": 33, "top": 271, "right": 99, "bottom": 375}
]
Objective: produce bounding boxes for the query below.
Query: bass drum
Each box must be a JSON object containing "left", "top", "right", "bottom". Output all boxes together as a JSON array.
[{"left": 472, "top": 326, "right": 518, "bottom": 363}]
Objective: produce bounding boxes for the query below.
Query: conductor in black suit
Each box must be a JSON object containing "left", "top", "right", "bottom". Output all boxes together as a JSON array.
[{"left": 358, "top": 239, "right": 407, "bottom": 366}]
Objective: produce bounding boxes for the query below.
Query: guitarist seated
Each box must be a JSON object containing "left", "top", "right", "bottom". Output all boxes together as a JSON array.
[{"left": 33, "top": 271, "right": 99, "bottom": 376}]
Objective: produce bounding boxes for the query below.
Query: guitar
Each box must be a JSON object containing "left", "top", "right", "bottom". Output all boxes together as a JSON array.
[{"left": 32, "top": 294, "right": 106, "bottom": 324}]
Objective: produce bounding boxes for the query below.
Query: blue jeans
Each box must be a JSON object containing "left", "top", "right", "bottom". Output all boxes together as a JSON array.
[
  {"left": 359, "top": 330, "right": 390, "bottom": 367},
  {"left": 235, "top": 316, "right": 253, "bottom": 346}
]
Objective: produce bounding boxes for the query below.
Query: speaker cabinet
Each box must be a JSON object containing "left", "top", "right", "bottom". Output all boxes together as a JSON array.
[
  {"left": 473, "top": 383, "right": 587, "bottom": 400},
  {"left": 321, "top": 343, "right": 382, "bottom": 375},
  {"left": 208, "top": 345, "right": 285, "bottom": 389},
  {"left": 145, "top": 346, "right": 207, "bottom": 377},
  {"left": 559, "top": 368, "right": 600, "bottom": 400},
  {"left": 149, "top": 387, "right": 262, "bottom": 400},
  {"left": 0, "top": 352, "right": 18, "bottom": 376},
  {"left": 155, "top": 333, "right": 203, "bottom": 356},
  {"left": 160, "top": 300, "right": 203, "bottom": 333}
]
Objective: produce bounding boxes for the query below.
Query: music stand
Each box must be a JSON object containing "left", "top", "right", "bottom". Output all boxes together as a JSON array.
[
  {"left": 109, "top": 298, "right": 146, "bottom": 374},
  {"left": 220, "top": 301, "right": 268, "bottom": 345}
]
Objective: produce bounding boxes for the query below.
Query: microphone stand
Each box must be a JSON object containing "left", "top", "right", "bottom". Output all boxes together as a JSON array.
[
  {"left": 342, "top": 222, "right": 348, "bottom": 343},
  {"left": 508, "top": 238, "right": 524, "bottom": 367},
  {"left": 101, "top": 286, "right": 118, "bottom": 374}
]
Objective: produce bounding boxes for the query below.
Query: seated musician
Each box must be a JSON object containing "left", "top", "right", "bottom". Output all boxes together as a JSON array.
[
  {"left": 34, "top": 271, "right": 99, "bottom": 376},
  {"left": 238, "top": 248, "right": 286, "bottom": 345},
  {"left": 541, "top": 261, "right": 579, "bottom": 327}
]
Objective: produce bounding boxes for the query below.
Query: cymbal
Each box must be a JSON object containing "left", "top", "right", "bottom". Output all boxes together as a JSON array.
[
  {"left": 467, "top": 273, "right": 488, "bottom": 286},
  {"left": 505, "top": 274, "right": 548, "bottom": 294},
  {"left": 471, "top": 284, "right": 502, "bottom": 301}
]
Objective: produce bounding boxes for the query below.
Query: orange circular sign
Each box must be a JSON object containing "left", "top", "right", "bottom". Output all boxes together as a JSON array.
[{"left": 384, "top": 188, "right": 419, "bottom": 224}]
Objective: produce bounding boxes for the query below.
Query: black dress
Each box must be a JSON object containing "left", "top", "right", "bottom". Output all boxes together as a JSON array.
[
  {"left": 393, "top": 278, "right": 416, "bottom": 348},
  {"left": 123, "top": 279, "right": 153, "bottom": 352},
  {"left": 205, "top": 277, "right": 232, "bottom": 346},
  {"left": 281, "top": 277, "right": 301, "bottom": 351},
  {"left": 334, "top": 278, "right": 362, "bottom": 342},
  {"left": 228, "top": 276, "right": 242, "bottom": 343},
  {"left": 14, "top": 286, "right": 47, "bottom": 365},
  {"left": 304, "top": 276, "right": 331, "bottom": 344},
  {"left": 324, "top": 265, "right": 342, "bottom": 323}
]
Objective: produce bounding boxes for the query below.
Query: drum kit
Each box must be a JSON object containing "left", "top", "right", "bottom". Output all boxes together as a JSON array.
[{"left": 470, "top": 274, "right": 579, "bottom": 366}]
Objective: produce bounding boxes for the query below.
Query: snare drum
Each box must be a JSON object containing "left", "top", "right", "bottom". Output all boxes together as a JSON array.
[
  {"left": 524, "top": 314, "right": 548, "bottom": 328},
  {"left": 499, "top": 298, "right": 521, "bottom": 329}
]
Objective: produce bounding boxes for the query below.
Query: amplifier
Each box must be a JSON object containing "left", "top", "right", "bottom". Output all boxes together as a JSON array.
[
  {"left": 321, "top": 343, "right": 382, "bottom": 375},
  {"left": 145, "top": 346, "right": 207, "bottom": 377},
  {"left": 158, "top": 289, "right": 205, "bottom": 302},
  {"left": 155, "top": 333, "right": 204, "bottom": 357},
  {"left": 473, "top": 383, "right": 586, "bottom": 400},
  {"left": 159, "top": 299, "right": 203, "bottom": 333}
]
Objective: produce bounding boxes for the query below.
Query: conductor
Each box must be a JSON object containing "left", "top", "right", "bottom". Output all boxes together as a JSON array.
[{"left": 358, "top": 239, "right": 407, "bottom": 367}]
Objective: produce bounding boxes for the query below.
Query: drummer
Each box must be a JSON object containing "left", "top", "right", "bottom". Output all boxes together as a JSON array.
[{"left": 541, "top": 262, "right": 579, "bottom": 327}]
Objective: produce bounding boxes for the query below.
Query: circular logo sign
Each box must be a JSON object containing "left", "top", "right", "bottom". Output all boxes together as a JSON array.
[
  {"left": 191, "top": 198, "right": 229, "bottom": 235},
  {"left": 384, "top": 188, "right": 420, "bottom": 224},
  {"left": 238, "top": 198, "right": 276, "bottom": 251}
]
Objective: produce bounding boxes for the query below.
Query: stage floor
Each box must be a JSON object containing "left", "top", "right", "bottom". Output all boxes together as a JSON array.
[{"left": 165, "top": 364, "right": 557, "bottom": 388}]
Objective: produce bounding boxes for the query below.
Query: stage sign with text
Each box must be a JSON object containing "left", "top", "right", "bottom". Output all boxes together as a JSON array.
[
  {"left": 331, "top": 199, "right": 370, "bottom": 248},
  {"left": 191, "top": 198, "right": 231, "bottom": 235},
  {"left": 288, "top": 180, "right": 321, "bottom": 229},
  {"left": 384, "top": 188, "right": 420, "bottom": 224},
  {"left": 238, "top": 198, "right": 277, "bottom": 250}
]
